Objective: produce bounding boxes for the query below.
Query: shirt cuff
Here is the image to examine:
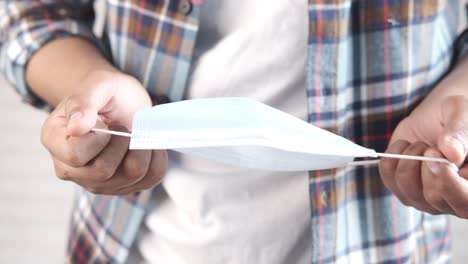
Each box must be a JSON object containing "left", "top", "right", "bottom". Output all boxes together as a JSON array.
[
  {"left": 451, "top": 27, "right": 468, "bottom": 70},
  {"left": 2, "top": 20, "right": 106, "bottom": 109}
]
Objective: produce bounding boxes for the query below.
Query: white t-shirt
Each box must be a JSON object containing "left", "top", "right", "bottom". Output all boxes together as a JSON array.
[{"left": 134, "top": 1, "right": 312, "bottom": 263}]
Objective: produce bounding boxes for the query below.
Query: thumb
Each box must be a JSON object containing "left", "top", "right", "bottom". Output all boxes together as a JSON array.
[
  {"left": 65, "top": 86, "right": 116, "bottom": 137},
  {"left": 438, "top": 96, "right": 468, "bottom": 165}
]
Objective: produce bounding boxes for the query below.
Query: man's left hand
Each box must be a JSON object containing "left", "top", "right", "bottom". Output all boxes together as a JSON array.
[{"left": 380, "top": 92, "right": 468, "bottom": 217}]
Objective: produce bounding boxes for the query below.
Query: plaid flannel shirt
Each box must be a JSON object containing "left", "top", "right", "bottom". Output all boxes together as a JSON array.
[{"left": 0, "top": 0, "right": 464, "bottom": 263}]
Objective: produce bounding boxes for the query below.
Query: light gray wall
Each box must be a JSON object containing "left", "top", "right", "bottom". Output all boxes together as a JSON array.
[{"left": 0, "top": 78, "right": 73, "bottom": 263}]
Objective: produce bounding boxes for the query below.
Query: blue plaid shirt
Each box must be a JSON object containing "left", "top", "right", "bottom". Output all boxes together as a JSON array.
[{"left": 0, "top": 0, "right": 464, "bottom": 263}]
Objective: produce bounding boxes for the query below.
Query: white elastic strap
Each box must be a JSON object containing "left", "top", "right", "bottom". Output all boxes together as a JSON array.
[
  {"left": 91, "top": 128, "right": 132, "bottom": 137},
  {"left": 91, "top": 128, "right": 460, "bottom": 172},
  {"left": 376, "top": 152, "right": 451, "bottom": 164},
  {"left": 347, "top": 159, "right": 380, "bottom": 167},
  {"left": 347, "top": 153, "right": 459, "bottom": 172}
]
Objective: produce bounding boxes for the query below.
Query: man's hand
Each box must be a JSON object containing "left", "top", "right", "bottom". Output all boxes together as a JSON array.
[
  {"left": 379, "top": 54, "right": 468, "bottom": 218},
  {"left": 379, "top": 93, "right": 468, "bottom": 217},
  {"left": 41, "top": 70, "right": 167, "bottom": 195}
]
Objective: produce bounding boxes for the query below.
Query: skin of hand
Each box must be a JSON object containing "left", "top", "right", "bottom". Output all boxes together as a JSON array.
[
  {"left": 379, "top": 57, "right": 468, "bottom": 217},
  {"left": 27, "top": 38, "right": 167, "bottom": 195},
  {"left": 41, "top": 69, "right": 168, "bottom": 195}
]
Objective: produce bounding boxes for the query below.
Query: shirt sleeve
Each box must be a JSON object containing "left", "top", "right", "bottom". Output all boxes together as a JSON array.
[
  {"left": 452, "top": 27, "right": 468, "bottom": 66},
  {"left": 0, "top": 0, "right": 105, "bottom": 109}
]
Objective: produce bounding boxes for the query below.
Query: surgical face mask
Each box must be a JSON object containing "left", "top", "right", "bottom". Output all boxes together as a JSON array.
[
  {"left": 93, "top": 98, "right": 455, "bottom": 171},
  {"left": 129, "top": 97, "right": 376, "bottom": 171}
]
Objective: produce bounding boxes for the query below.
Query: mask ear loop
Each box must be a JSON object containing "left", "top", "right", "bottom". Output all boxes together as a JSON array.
[
  {"left": 347, "top": 159, "right": 380, "bottom": 167},
  {"left": 91, "top": 128, "right": 132, "bottom": 137},
  {"left": 91, "top": 128, "right": 460, "bottom": 172},
  {"left": 347, "top": 152, "right": 459, "bottom": 172}
]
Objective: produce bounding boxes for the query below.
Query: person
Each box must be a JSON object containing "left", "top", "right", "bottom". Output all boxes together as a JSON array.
[{"left": 1, "top": 0, "right": 467, "bottom": 263}]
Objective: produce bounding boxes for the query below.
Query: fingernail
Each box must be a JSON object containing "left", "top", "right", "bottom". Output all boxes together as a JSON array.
[
  {"left": 425, "top": 149, "right": 441, "bottom": 174},
  {"left": 448, "top": 162, "right": 460, "bottom": 172},
  {"left": 446, "top": 135, "right": 466, "bottom": 155},
  {"left": 426, "top": 161, "right": 441, "bottom": 175}
]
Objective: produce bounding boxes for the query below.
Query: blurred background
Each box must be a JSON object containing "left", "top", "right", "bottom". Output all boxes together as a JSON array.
[
  {"left": 1, "top": 74, "right": 468, "bottom": 263},
  {"left": 0, "top": 77, "right": 73, "bottom": 263}
]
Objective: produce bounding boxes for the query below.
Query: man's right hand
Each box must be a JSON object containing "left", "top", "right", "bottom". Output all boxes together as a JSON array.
[{"left": 40, "top": 69, "right": 167, "bottom": 195}]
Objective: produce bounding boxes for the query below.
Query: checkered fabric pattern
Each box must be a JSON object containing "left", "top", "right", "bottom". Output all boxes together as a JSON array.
[{"left": 0, "top": 0, "right": 463, "bottom": 263}]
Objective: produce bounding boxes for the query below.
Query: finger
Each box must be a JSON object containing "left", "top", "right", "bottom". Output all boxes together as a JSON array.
[
  {"left": 438, "top": 96, "right": 468, "bottom": 165},
  {"left": 41, "top": 108, "right": 111, "bottom": 167},
  {"left": 115, "top": 150, "right": 167, "bottom": 195},
  {"left": 425, "top": 148, "right": 468, "bottom": 218},
  {"left": 64, "top": 83, "right": 117, "bottom": 137},
  {"left": 52, "top": 131, "right": 129, "bottom": 183},
  {"left": 388, "top": 117, "right": 419, "bottom": 145},
  {"left": 394, "top": 142, "right": 440, "bottom": 214},
  {"left": 422, "top": 149, "right": 459, "bottom": 215},
  {"left": 82, "top": 149, "right": 152, "bottom": 195},
  {"left": 379, "top": 140, "right": 411, "bottom": 203},
  {"left": 458, "top": 164, "right": 468, "bottom": 180}
]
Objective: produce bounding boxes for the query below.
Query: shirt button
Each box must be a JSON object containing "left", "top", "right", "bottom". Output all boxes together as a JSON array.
[{"left": 178, "top": 0, "right": 192, "bottom": 15}]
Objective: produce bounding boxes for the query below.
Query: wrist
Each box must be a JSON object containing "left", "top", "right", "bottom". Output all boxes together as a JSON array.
[
  {"left": 433, "top": 56, "right": 468, "bottom": 97},
  {"left": 413, "top": 56, "right": 468, "bottom": 115},
  {"left": 26, "top": 37, "right": 118, "bottom": 106},
  {"left": 79, "top": 69, "right": 150, "bottom": 106}
]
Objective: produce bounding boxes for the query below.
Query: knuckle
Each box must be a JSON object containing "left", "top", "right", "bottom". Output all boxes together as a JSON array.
[
  {"left": 117, "top": 189, "right": 135, "bottom": 196},
  {"left": 424, "top": 190, "right": 444, "bottom": 206},
  {"left": 395, "top": 161, "right": 413, "bottom": 177},
  {"left": 85, "top": 184, "right": 115, "bottom": 195},
  {"left": 156, "top": 150, "right": 168, "bottom": 171},
  {"left": 149, "top": 151, "right": 168, "bottom": 182},
  {"left": 61, "top": 142, "right": 87, "bottom": 167},
  {"left": 405, "top": 191, "right": 422, "bottom": 204},
  {"left": 54, "top": 162, "right": 72, "bottom": 181},
  {"left": 123, "top": 157, "right": 147, "bottom": 180},
  {"left": 114, "top": 185, "right": 141, "bottom": 196},
  {"left": 154, "top": 164, "right": 167, "bottom": 183},
  {"left": 56, "top": 169, "right": 72, "bottom": 181},
  {"left": 65, "top": 151, "right": 87, "bottom": 167},
  {"left": 64, "top": 95, "right": 81, "bottom": 110},
  {"left": 94, "top": 170, "right": 112, "bottom": 182},
  {"left": 379, "top": 159, "right": 394, "bottom": 175},
  {"left": 397, "top": 183, "right": 423, "bottom": 203},
  {"left": 406, "top": 141, "right": 428, "bottom": 153},
  {"left": 423, "top": 208, "right": 442, "bottom": 215},
  {"left": 85, "top": 186, "right": 102, "bottom": 195},
  {"left": 40, "top": 126, "right": 49, "bottom": 149},
  {"left": 378, "top": 174, "right": 394, "bottom": 191},
  {"left": 92, "top": 160, "right": 114, "bottom": 181},
  {"left": 398, "top": 196, "right": 411, "bottom": 207},
  {"left": 434, "top": 177, "right": 451, "bottom": 193},
  {"left": 457, "top": 209, "right": 468, "bottom": 219},
  {"left": 156, "top": 161, "right": 167, "bottom": 178},
  {"left": 160, "top": 150, "right": 169, "bottom": 163},
  {"left": 445, "top": 95, "right": 463, "bottom": 106},
  {"left": 139, "top": 173, "right": 165, "bottom": 191},
  {"left": 40, "top": 120, "right": 58, "bottom": 152},
  {"left": 147, "top": 172, "right": 165, "bottom": 188}
]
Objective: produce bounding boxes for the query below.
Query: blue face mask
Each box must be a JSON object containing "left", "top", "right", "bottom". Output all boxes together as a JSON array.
[{"left": 128, "top": 97, "right": 377, "bottom": 171}]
